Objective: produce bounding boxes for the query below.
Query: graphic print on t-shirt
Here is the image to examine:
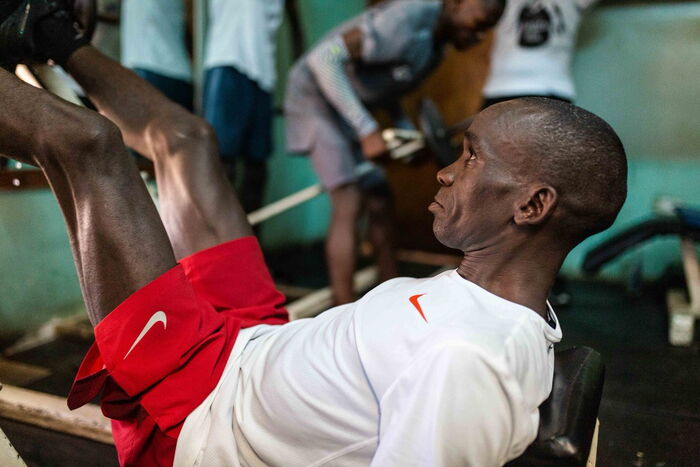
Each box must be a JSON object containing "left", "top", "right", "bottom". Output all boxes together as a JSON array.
[{"left": 517, "top": 1, "right": 566, "bottom": 47}]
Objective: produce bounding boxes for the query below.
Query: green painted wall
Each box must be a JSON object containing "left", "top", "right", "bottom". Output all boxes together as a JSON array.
[
  {"left": 1, "top": 2, "right": 698, "bottom": 335},
  {"left": 561, "top": 3, "right": 700, "bottom": 279},
  {"left": 0, "top": 190, "right": 82, "bottom": 335}
]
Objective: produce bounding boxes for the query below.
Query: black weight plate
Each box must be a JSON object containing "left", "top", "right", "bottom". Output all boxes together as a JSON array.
[{"left": 418, "top": 98, "right": 458, "bottom": 167}]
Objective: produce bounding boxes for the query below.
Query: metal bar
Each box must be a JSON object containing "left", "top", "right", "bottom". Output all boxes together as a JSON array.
[{"left": 248, "top": 184, "right": 323, "bottom": 226}]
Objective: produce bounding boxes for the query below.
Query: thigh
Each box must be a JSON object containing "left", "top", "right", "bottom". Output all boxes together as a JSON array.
[
  {"left": 308, "top": 117, "right": 361, "bottom": 190},
  {"left": 179, "top": 236, "right": 288, "bottom": 326},
  {"left": 202, "top": 66, "right": 255, "bottom": 161}
]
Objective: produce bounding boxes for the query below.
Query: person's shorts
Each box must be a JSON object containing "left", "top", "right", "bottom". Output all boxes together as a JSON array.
[
  {"left": 134, "top": 68, "right": 194, "bottom": 112},
  {"left": 67, "top": 236, "right": 288, "bottom": 466},
  {"left": 285, "top": 104, "right": 386, "bottom": 191},
  {"left": 203, "top": 66, "right": 273, "bottom": 164}
]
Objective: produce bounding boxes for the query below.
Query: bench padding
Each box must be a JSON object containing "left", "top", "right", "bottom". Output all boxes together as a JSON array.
[{"left": 507, "top": 346, "right": 604, "bottom": 467}]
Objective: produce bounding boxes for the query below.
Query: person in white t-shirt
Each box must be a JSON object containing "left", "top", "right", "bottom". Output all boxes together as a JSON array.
[
  {"left": 1, "top": 7, "right": 627, "bottom": 463},
  {"left": 120, "top": 0, "right": 194, "bottom": 110},
  {"left": 482, "top": 0, "right": 600, "bottom": 108},
  {"left": 202, "top": 0, "right": 284, "bottom": 213}
]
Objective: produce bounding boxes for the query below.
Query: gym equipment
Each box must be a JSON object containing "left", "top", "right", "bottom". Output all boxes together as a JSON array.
[
  {"left": 418, "top": 98, "right": 471, "bottom": 167},
  {"left": 508, "top": 347, "right": 604, "bottom": 467},
  {"left": 583, "top": 203, "right": 700, "bottom": 346},
  {"left": 383, "top": 98, "right": 472, "bottom": 167},
  {"left": 70, "top": 0, "right": 97, "bottom": 44}
]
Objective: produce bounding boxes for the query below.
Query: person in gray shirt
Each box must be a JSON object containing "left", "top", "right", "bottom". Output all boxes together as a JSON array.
[{"left": 285, "top": 0, "right": 504, "bottom": 305}]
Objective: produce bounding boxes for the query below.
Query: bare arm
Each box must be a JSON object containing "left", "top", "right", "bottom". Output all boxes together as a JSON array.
[{"left": 305, "top": 27, "right": 387, "bottom": 157}]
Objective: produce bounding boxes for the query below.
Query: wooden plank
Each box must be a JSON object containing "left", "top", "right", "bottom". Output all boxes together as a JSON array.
[
  {"left": 360, "top": 242, "right": 460, "bottom": 268},
  {"left": 0, "top": 170, "right": 49, "bottom": 191},
  {"left": 0, "top": 384, "right": 113, "bottom": 445},
  {"left": 0, "top": 360, "right": 51, "bottom": 387},
  {"left": 276, "top": 283, "right": 316, "bottom": 300}
]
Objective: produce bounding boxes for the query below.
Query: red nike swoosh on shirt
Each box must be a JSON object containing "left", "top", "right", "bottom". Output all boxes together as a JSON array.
[{"left": 409, "top": 294, "right": 428, "bottom": 322}]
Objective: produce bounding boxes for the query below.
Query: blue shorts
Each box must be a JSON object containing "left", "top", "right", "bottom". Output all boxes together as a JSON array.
[
  {"left": 203, "top": 66, "right": 273, "bottom": 164},
  {"left": 134, "top": 69, "right": 194, "bottom": 112}
]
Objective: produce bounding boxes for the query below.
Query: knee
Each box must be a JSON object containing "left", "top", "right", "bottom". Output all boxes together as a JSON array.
[
  {"left": 42, "top": 109, "right": 124, "bottom": 165},
  {"left": 145, "top": 112, "right": 217, "bottom": 160},
  {"left": 331, "top": 184, "right": 362, "bottom": 218}
]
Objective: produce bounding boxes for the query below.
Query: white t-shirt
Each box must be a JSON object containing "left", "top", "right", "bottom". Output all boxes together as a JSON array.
[
  {"left": 120, "top": 0, "right": 192, "bottom": 82},
  {"left": 483, "top": 0, "right": 599, "bottom": 100},
  {"left": 175, "top": 270, "right": 562, "bottom": 466},
  {"left": 203, "top": 0, "right": 284, "bottom": 92}
]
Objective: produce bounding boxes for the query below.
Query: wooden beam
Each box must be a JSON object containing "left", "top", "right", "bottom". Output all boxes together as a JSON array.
[
  {"left": 0, "top": 360, "right": 51, "bottom": 387},
  {"left": 0, "top": 385, "right": 113, "bottom": 445},
  {"left": 0, "top": 170, "right": 49, "bottom": 191}
]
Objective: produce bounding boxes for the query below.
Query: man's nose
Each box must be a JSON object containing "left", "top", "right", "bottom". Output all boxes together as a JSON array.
[{"left": 437, "top": 166, "right": 454, "bottom": 186}]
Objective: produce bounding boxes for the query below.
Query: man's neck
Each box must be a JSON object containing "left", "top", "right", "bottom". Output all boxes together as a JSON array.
[{"left": 456, "top": 243, "right": 565, "bottom": 318}]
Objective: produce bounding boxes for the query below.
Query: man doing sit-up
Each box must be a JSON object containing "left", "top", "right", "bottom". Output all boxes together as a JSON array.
[{"left": 0, "top": 1, "right": 627, "bottom": 466}]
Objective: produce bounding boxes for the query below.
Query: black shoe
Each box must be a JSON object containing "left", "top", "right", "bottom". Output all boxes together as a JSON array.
[{"left": 0, "top": 0, "right": 62, "bottom": 69}]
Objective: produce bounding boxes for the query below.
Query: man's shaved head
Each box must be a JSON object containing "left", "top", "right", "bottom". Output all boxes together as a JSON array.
[
  {"left": 431, "top": 97, "right": 627, "bottom": 256},
  {"left": 490, "top": 97, "right": 628, "bottom": 245}
]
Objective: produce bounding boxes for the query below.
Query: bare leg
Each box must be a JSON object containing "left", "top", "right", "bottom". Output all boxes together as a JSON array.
[
  {"left": 327, "top": 183, "right": 362, "bottom": 304},
  {"left": 0, "top": 68, "right": 175, "bottom": 325},
  {"left": 366, "top": 190, "right": 399, "bottom": 282},
  {"left": 63, "top": 46, "right": 252, "bottom": 258}
]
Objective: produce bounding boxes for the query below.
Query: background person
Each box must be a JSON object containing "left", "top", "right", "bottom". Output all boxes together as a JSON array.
[
  {"left": 285, "top": 0, "right": 505, "bottom": 305},
  {"left": 120, "top": 0, "right": 193, "bottom": 110},
  {"left": 202, "top": 0, "right": 284, "bottom": 213},
  {"left": 482, "top": 0, "right": 600, "bottom": 108}
]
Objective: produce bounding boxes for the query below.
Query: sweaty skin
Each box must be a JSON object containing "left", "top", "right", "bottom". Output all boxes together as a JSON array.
[{"left": 430, "top": 103, "right": 563, "bottom": 317}]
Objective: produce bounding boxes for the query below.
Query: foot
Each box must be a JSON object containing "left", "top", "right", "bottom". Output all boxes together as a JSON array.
[{"left": 0, "top": 0, "right": 62, "bottom": 69}]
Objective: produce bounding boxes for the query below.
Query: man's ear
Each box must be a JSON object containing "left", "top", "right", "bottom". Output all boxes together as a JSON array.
[{"left": 513, "top": 185, "right": 558, "bottom": 226}]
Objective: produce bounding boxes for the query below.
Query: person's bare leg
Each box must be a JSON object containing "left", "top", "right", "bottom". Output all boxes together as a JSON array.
[
  {"left": 365, "top": 190, "right": 399, "bottom": 282},
  {"left": 0, "top": 68, "right": 175, "bottom": 325},
  {"left": 62, "top": 46, "right": 252, "bottom": 258},
  {"left": 327, "top": 183, "right": 362, "bottom": 304}
]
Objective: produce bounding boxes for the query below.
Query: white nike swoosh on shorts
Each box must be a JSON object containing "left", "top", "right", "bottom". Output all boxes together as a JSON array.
[{"left": 123, "top": 311, "right": 168, "bottom": 360}]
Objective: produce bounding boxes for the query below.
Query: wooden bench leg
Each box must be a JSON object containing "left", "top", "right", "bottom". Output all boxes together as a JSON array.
[
  {"left": 586, "top": 419, "right": 600, "bottom": 467},
  {"left": 667, "top": 238, "right": 700, "bottom": 346}
]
